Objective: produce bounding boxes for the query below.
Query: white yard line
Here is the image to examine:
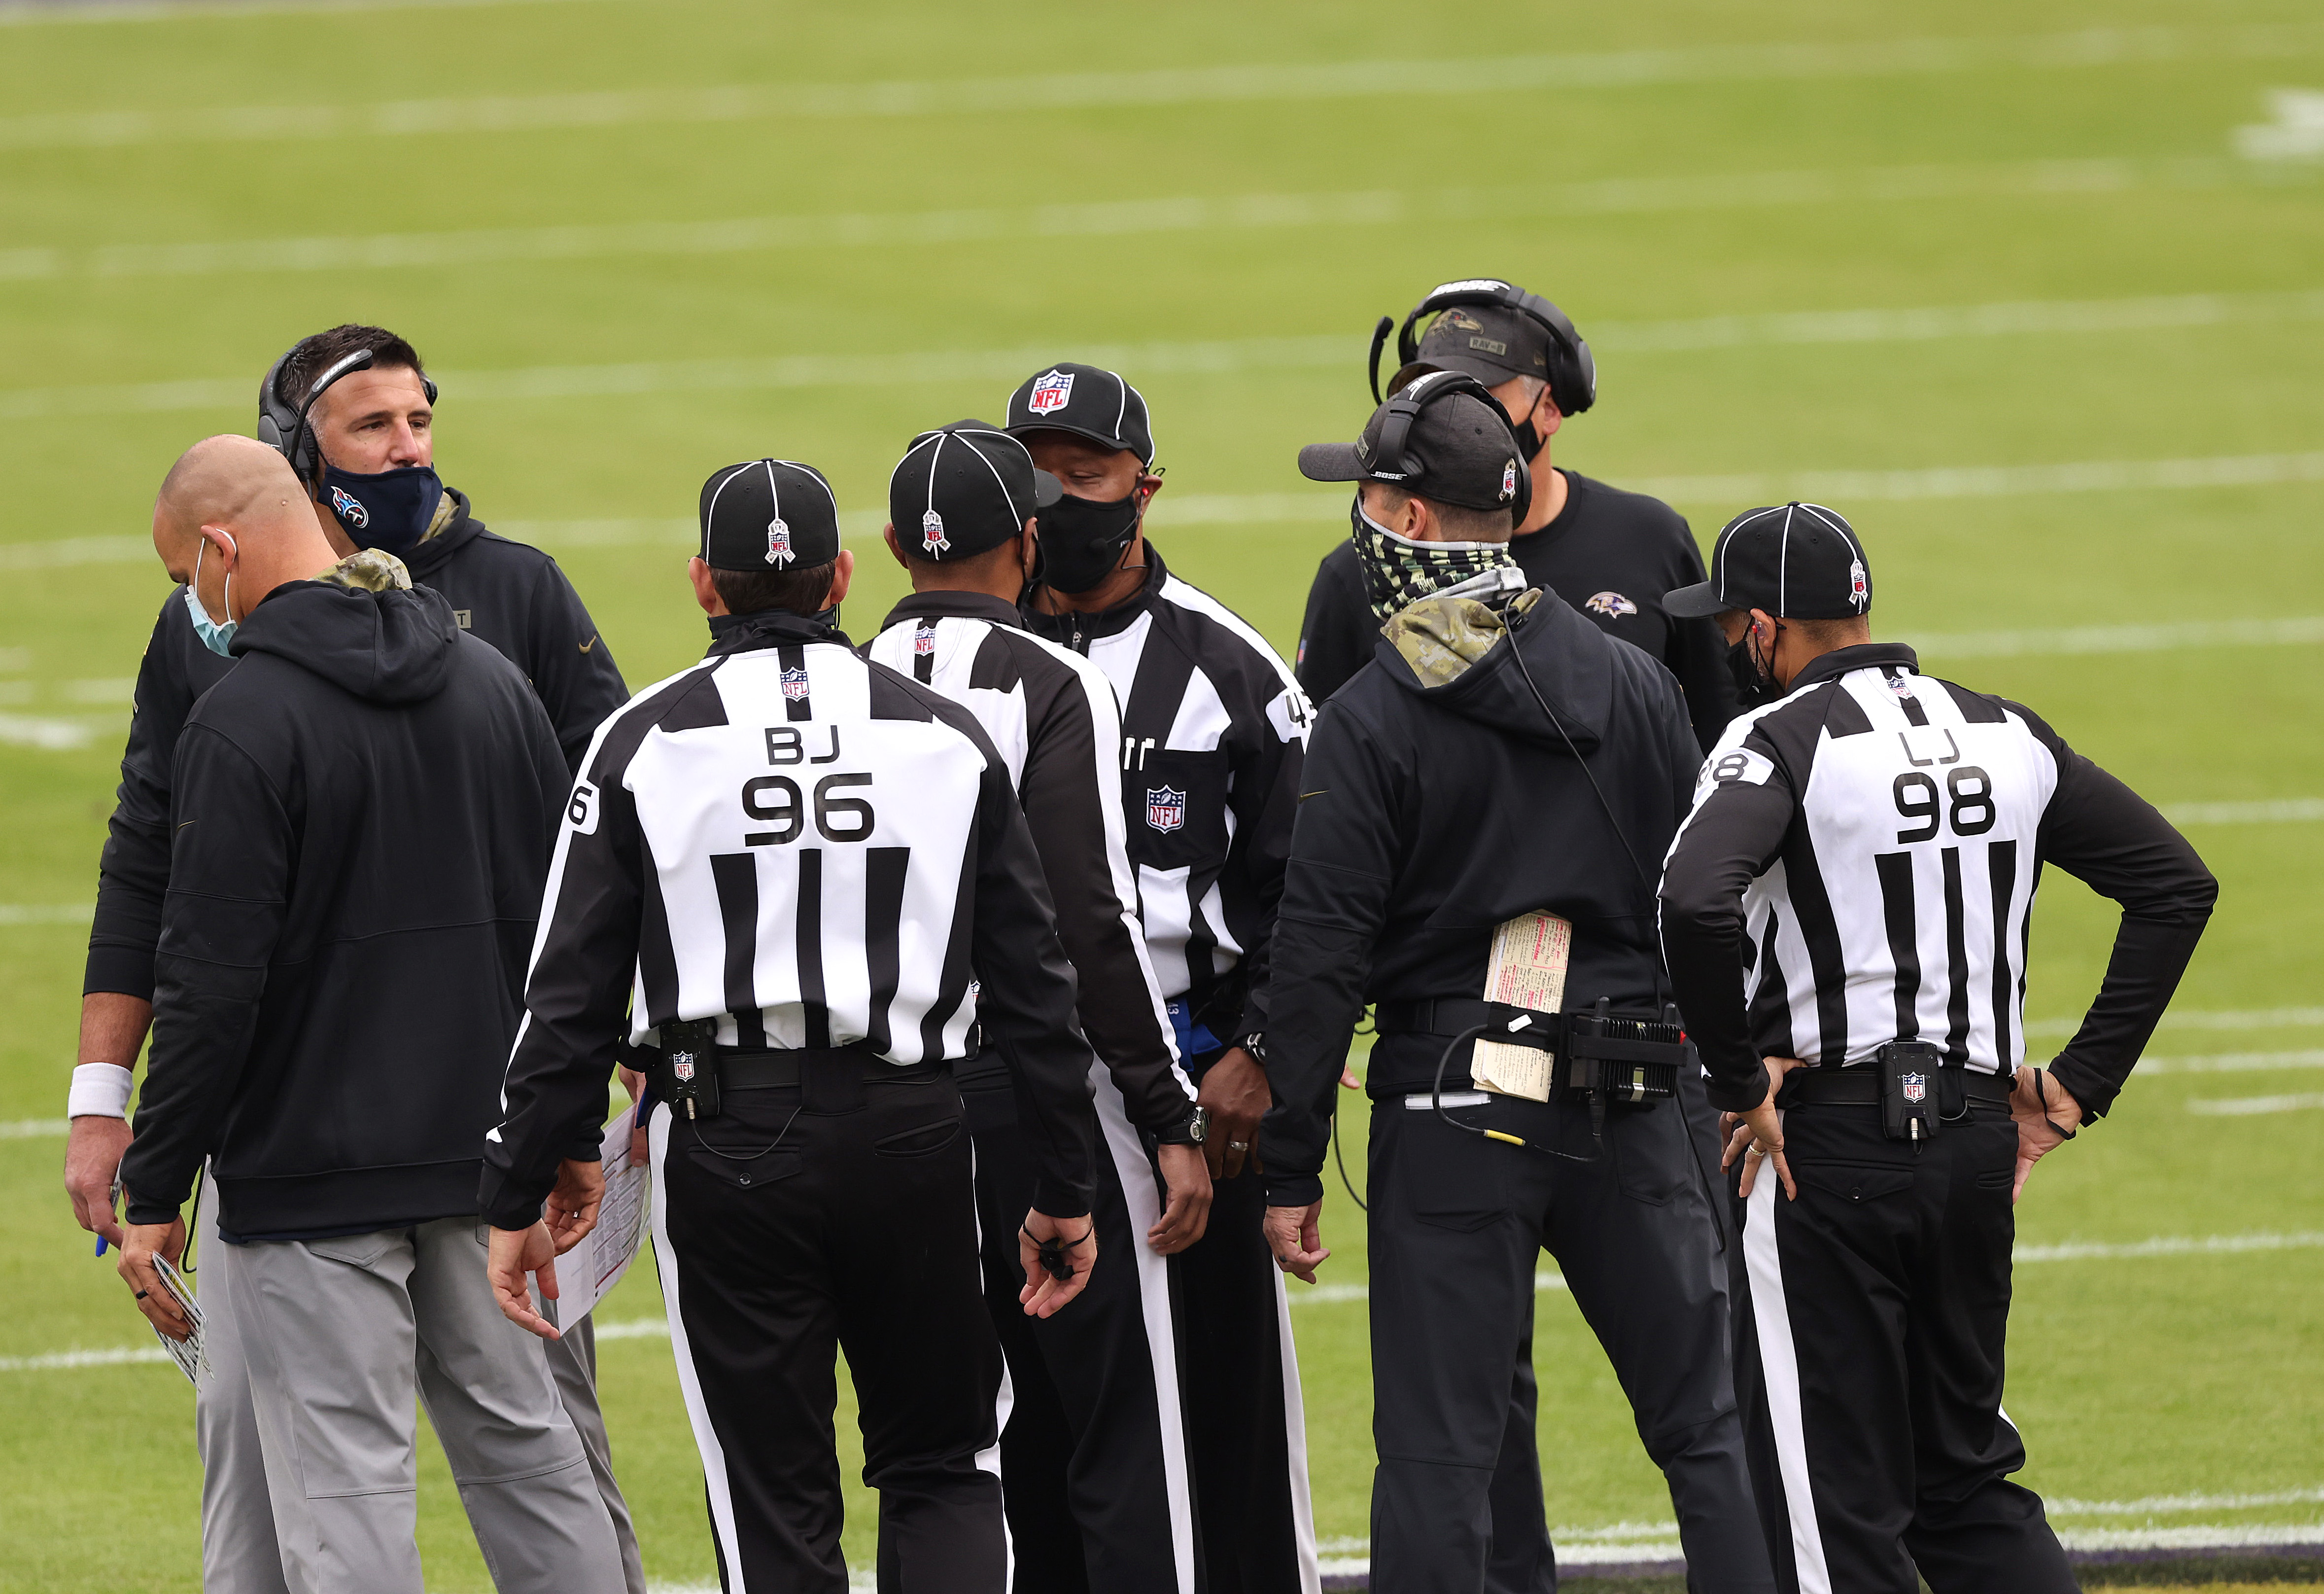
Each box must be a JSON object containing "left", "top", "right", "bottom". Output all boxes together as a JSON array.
[
  {"left": 2027, "top": 1006, "right": 2324, "bottom": 1037},
  {"left": 2133, "top": 1050, "right": 2324, "bottom": 1073},
  {"left": 0, "top": 1119, "right": 71, "bottom": 1139},
  {"left": 2186, "top": 1092, "right": 2324, "bottom": 1116},
  {"left": 0, "top": 903, "right": 94, "bottom": 924},
  {"left": 4, "top": 26, "right": 2318, "bottom": 142}
]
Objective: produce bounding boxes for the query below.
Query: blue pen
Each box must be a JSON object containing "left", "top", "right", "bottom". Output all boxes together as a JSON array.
[{"left": 95, "top": 1165, "right": 123, "bottom": 1257}]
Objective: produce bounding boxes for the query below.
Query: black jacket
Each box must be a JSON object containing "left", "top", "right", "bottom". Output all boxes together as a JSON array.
[
  {"left": 1295, "top": 470, "right": 1736, "bottom": 753},
  {"left": 121, "top": 578, "right": 569, "bottom": 1241},
  {"left": 84, "top": 491, "right": 626, "bottom": 1002},
  {"left": 1254, "top": 588, "right": 1703, "bottom": 1206}
]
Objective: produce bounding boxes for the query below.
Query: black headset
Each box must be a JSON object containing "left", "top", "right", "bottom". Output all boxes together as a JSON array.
[
  {"left": 1368, "top": 277, "right": 1597, "bottom": 420},
  {"left": 256, "top": 344, "right": 439, "bottom": 495},
  {"left": 1364, "top": 368, "right": 1534, "bottom": 527}
]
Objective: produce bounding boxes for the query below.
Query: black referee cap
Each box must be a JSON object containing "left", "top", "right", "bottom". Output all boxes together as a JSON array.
[
  {"left": 1004, "top": 363, "right": 1155, "bottom": 466},
  {"left": 889, "top": 420, "right": 1063, "bottom": 561},
  {"left": 1665, "top": 502, "right": 1872, "bottom": 620},
  {"left": 698, "top": 460, "right": 841, "bottom": 572}
]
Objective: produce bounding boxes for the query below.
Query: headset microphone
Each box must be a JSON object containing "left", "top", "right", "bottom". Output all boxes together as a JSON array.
[
  {"left": 1366, "top": 277, "right": 1597, "bottom": 419},
  {"left": 1366, "top": 315, "right": 1395, "bottom": 404}
]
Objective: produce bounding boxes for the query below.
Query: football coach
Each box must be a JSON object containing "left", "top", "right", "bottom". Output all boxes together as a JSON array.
[{"left": 1254, "top": 374, "right": 1775, "bottom": 1594}]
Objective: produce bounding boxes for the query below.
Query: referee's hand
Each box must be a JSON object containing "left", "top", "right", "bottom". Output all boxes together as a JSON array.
[
  {"left": 487, "top": 1222, "right": 564, "bottom": 1341},
  {"left": 1018, "top": 1208, "right": 1098, "bottom": 1318},
  {"left": 1722, "top": 1057, "right": 1801, "bottom": 1201}
]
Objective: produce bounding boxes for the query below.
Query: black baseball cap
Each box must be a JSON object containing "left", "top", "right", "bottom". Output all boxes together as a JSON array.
[
  {"left": 1004, "top": 363, "right": 1155, "bottom": 466},
  {"left": 1297, "top": 373, "right": 1526, "bottom": 514},
  {"left": 1665, "top": 502, "right": 1873, "bottom": 620},
  {"left": 1398, "top": 301, "right": 1558, "bottom": 390},
  {"left": 888, "top": 420, "right": 1063, "bottom": 561},
  {"left": 698, "top": 460, "right": 842, "bottom": 572}
]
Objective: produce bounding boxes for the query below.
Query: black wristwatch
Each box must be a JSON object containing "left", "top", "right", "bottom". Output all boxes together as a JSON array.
[{"left": 1156, "top": 1105, "right": 1209, "bottom": 1146}]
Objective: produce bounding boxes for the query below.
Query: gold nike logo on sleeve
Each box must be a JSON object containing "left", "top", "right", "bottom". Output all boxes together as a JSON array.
[{"left": 579, "top": 636, "right": 598, "bottom": 653}]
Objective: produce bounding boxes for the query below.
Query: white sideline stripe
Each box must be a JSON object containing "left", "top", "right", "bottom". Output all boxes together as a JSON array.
[
  {"left": 18, "top": 466, "right": 2324, "bottom": 583},
  {"left": 5, "top": 25, "right": 2318, "bottom": 146},
  {"left": 6, "top": 277, "right": 2324, "bottom": 408},
  {"left": 2187, "top": 1092, "right": 2324, "bottom": 1116},
  {"left": 0, "top": 902, "right": 93, "bottom": 924},
  {"left": 8, "top": 1232, "right": 2318, "bottom": 1374},
  {"left": 0, "top": 0, "right": 599, "bottom": 27},
  {"left": 2164, "top": 798, "right": 2324, "bottom": 824},
  {"left": 0, "top": 1119, "right": 70, "bottom": 1139},
  {"left": 0, "top": 712, "right": 97, "bottom": 749},
  {"left": 1912, "top": 613, "right": 2324, "bottom": 660},
  {"left": 2027, "top": 1005, "right": 2324, "bottom": 1037},
  {"left": 2049, "top": 1484, "right": 2324, "bottom": 1514},
  {"left": 2135, "top": 1050, "right": 2324, "bottom": 1074}
]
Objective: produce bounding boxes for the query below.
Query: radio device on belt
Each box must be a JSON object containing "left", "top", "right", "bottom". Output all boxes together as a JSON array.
[
  {"left": 657, "top": 1018, "right": 722, "bottom": 1121},
  {"left": 1472, "top": 912, "right": 1689, "bottom": 1110},
  {"left": 1876, "top": 1039, "right": 1948, "bottom": 1143}
]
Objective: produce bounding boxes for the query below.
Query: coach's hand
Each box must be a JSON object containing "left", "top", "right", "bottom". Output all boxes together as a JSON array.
[
  {"left": 1019, "top": 1208, "right": 1098, "bottom": 1319},
  {"left": 487, "top": 1222, "right": 563, "bottom": 1341},
  {"left": 2009, "top": 1065, "right": 2084, "bottom": 1203},
  {"left": 545, "top": 1157, "right": 605, "bottom": 1255},
  {"left": 117, "top": 1217, "right": 191, "bottom": 1341},
  {"left": 1148, "top": 1144, "right": 1213, "bottom": 1255},
  {"left": 1264, "top": 1200, "right": 1329, "bottom": 1283},
  {"left": 1199, "top": 1047, "right": 1270, "bottom": 1180},
  {"left": 65, "top": 1113, "right": 132, "bottom": 1249},
  {"left": 1724, "top": 1057, "right": 1801, "bottom": 1201}
]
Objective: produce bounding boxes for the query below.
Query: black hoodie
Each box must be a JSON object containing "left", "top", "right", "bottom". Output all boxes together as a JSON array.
[
  {"left": 120, "top": 576, "right": 569, "bottom": 1241},
  {"left": 84, "top": 491, "right": 627, "bottom": 1004},
  {"left": 1252, "top": 587, "right": 1703, "bottom": 1207}
]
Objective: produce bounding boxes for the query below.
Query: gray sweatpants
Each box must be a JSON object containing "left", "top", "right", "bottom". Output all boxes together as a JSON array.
[
  {"left": 193, "top": 1181, "right": 646, "bottom": 1593},
  {"left": 224, "top": 1215, "right": 627, "bottom": 1594}
]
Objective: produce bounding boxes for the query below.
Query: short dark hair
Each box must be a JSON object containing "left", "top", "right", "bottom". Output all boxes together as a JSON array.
[
  {"left": 712, "top": 559, "right": 838, "bottom": 618},
  {"left": 283, "top": 323, "right": 427, "bottom": 406},
  {"left": 1372, "top": 484, "right": 1515, "bottom": 542},
  {"left": 897, "top": 535, "right": 1020, "bottom": 571}
]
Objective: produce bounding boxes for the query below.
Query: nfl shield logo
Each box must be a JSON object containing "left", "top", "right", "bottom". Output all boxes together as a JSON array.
[
  {"left": 765, "top": 518, "right": 793, "bottom": 567},
  {"left": 1901, "top": 1072, "right": 1927, "bottom": 1103},
  {"left": 1500, "top": 459, "right": 1518, "bottom": 501},
  {"left": 1849, "top": 558, "right": 1870, "bottom": 612},
  {"left": 914, "top": 624, "right": 935, "bottom": 657},
  {"left": 672, "top": 1054, "right": 695, "bottom": 1082},
  {"left": 921, "top": 508, "right": 949, "bottom": 554},
  {"left": 781, "top": 668, "right": 811, "bottom": 701},
  {"left": 1145, "top": 785, "right": 1185, "bottom": 833},
  {"left": 1029, "top": 369, "right": 1075, "bottom": 415}
]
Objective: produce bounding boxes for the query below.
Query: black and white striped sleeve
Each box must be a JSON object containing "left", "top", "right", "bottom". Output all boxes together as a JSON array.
[
  {"left": 479, "top": 678, "right": 681, "bottom": 1230},
  {"left": 1658, "top": 719, "right": 1799, "bottom": 1113},
  {"left": 2009, "top": 701, "right": 2217, "bottom": 1119},
  {"left": 1021, "top": 657, "right": 1194, "bottom": 1133}
]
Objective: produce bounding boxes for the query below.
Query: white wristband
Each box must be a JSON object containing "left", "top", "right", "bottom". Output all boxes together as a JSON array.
[{"left": 69, "top": 1063, "right": 135, "bottom": 1119}]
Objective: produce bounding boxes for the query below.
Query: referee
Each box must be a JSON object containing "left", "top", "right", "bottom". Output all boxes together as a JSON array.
[
  {"left": 1658, "top": 504, "right": 2217, "bottom": 1594},
  {"left": 1294, "top": 278, "right": 1734, "bottom": 752},
  {"left": 481, "top": 460, "right": 1104, "bottom": 1591},
  {"left": 867, "top": 422, "right": 1211, "bottom": 1594}
]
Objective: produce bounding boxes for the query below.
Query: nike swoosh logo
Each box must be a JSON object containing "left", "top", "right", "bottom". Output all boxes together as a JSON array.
[
  {"left": 1298, "top": 789, "right": 1330, "bottom": 801},
  {"left": 579, "top": 636, "right": 598, "bottom": 653},
  {"left": 176, "top": 820, "right": 196, "bottom": 831}
]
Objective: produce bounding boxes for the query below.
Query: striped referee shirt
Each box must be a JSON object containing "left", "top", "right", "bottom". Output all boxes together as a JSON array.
[
  {"left": 480, "top": 607, "right": 1100, "bottom": 1226},
  {"left": 1024, "top": 546, "right": 1310, "bottom": 1051},
  {"left": 866, "top": 591, "right": 1196, "bottom": 1134},
  {"left": 1659, "top": 641, "right": 2215, "bottom": 1117}
]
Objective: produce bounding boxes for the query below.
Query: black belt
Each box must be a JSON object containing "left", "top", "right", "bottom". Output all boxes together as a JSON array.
[
  {"left": 1375, "top": 997, "right": 1504, "bottom": 1037},
  {"left": 648, "top": 1041, "right": 940, "bottom": 1094},
  {"left": 1778, "top": 1066, "right": 2012, "bottom": 1107}
]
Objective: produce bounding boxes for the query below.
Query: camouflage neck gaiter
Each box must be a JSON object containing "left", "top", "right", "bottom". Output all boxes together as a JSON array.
[
  {"left": 1349, "top": 494, "right": 1520, "bottom": 622},
  {"left": 313, "top": 547, "right": 414, "bottom": 592}
]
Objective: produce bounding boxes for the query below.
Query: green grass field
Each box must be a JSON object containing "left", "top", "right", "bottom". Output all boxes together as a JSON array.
[{"left": 3, "top": 0, "right": 2322, "bottom": 1587}]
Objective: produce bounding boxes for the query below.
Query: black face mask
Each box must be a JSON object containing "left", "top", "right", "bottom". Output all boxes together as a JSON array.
[
  {"left": 1036, "top": 490, "right": 1142, "bottom": 595},
  {"left": 321, "top": 462, "right": 444, "bottom": 557},
  {"left": 1727, "top": 630, "right": 1777, "bottom": 709}
]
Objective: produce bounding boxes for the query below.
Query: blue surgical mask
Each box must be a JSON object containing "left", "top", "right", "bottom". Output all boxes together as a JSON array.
[
  {"left": 183, "top": 534, "right": 238, "bottom": 657},
  {"left": 321, "top": 463, "right": 444, "bottom": 556}
]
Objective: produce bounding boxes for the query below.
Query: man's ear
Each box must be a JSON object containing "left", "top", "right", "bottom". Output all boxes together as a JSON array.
[
  {"left": 689, "top": 556, "right": 725, "bottom": 617},
  {"left": 1533, "top": 385, "right": 1564, "bottom": 443},
  {"left": 1020, "top": 519, "right": 1041, "bottom": 577},
  {"left": 824, "top": 549, "right": 856, "bottom": 610},
  {"left": 882, "top": 524, "right": 910, "bottom": 572}
]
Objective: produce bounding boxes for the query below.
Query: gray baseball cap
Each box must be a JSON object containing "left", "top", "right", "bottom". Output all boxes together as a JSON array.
[{"left": 1396, "top": 301, "right": 1558, "bottom": 390}]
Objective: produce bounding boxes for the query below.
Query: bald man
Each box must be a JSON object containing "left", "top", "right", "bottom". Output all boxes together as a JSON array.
[{"left": 115, "top": 439, "right": 624, "bottom": 1594}]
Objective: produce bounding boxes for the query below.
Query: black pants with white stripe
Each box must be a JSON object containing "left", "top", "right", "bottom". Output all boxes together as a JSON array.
[
  {"left": 1172, "top": 1051, "right": 1318, "bottom": 1594},
  {"left": 961, "top": 1057, "right": 1196, "bottom": 1594},
  {"left": 652, "top": 1069, "right": 1008, "bottom": 1594},
  {"left": 1366, "top": 1082, "right": 1773, "bottom": 1594},
  {"left": 1734, "top": 1100, "right": 2076, "bottom": 1594}
]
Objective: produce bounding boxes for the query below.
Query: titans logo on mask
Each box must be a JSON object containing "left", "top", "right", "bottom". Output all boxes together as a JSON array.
[
  {"left": 765, "top": 518, "right": 793, "bottom": 567},
  {"left": 330, "top": 487, "right": 369, "bottom": 530},
  {"left": 1028, "top": 369, "right": 1075, "bottom": 415}
]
